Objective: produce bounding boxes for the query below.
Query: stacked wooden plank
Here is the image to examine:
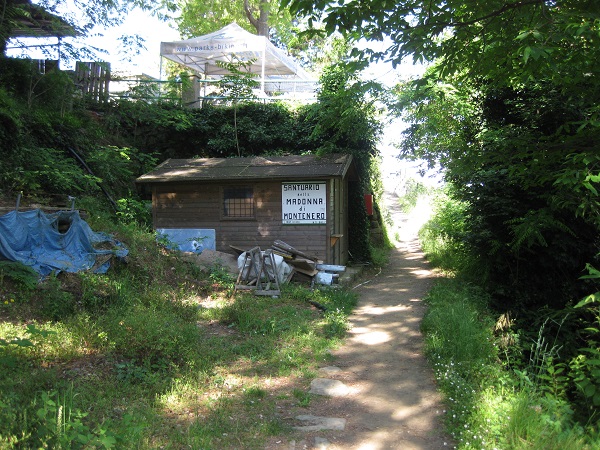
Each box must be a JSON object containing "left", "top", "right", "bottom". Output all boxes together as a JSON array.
[
  {"left": 233, "top": 240, "right": 347, "bottom": 290},
  {"left": 271, "top": 240, "right": 320, "bottom": 279}
]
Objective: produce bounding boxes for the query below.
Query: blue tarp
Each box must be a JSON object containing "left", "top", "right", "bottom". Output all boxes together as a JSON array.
[{"left": 0, "top": 209, "right": 128, "bottom": 277}]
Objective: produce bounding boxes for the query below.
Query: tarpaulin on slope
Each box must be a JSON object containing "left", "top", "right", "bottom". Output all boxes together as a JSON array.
[{"left": 0, "top": 209, "right": 128, "bottom": 277}]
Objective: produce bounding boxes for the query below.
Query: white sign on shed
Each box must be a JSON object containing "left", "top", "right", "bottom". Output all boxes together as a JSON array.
[{"left": 282, "top": 182, "right": 327, "bottom": 224}]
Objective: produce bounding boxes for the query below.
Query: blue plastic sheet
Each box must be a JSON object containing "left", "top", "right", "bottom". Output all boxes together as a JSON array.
[{"left": 0, "top": 209, "right": 128, "bottom": 277}]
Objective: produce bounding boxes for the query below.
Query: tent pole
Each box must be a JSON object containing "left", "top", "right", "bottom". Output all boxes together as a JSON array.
[
  {"left": 159, "top": 56, "right": 163, "bottom": 100},
  {"left": 261, "top": 38, "right": 266, "bottom": 97},
  {"left": 204, "top": 62, "right": 208, "bottom": 104}
]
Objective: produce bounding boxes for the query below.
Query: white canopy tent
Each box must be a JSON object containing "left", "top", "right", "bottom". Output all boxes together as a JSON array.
[{"left": 160, "top": 23, "right": 316, "bottom": 99}]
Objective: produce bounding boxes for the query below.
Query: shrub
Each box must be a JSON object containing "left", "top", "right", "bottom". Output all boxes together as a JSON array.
[
  {"left": 101, "top": 302, "right": 202, "bottom": 368},
  {"left": 0, "top": 262, "right": 38, "bottom": 291},
  {"left": 419, "top": 189, "right": 472, "bottom": 274}
]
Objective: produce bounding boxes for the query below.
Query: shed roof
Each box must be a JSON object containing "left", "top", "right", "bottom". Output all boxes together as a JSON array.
[
  {"left": 136, "top": 154, "right": 355, "bottom": 184},
  {"left": 9, "top": 1, "right": 78, "bottom": 38}
]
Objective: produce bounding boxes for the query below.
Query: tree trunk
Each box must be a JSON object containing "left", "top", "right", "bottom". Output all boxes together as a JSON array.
[{"left": 244, "top": 0, "right": 270, "bottom": 37}]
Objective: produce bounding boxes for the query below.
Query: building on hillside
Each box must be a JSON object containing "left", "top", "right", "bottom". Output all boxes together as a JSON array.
[{"left": 135, "top": 154, "right": 357, "bottom": 265}]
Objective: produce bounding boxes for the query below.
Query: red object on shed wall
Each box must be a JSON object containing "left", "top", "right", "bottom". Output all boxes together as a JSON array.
[{"left": 364, "top": 194, "right": 373, "bottom": 216}]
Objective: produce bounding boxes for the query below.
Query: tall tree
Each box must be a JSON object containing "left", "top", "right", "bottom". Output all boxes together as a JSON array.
[
  {"left": 177, "top": 0, "right": 290, "bottom": 38},
  {"left": 282, "top": 1, "right": 600, "bottom": 95},
  {"left": 244, "top": 0, "right": 269, "bottom": 36}
]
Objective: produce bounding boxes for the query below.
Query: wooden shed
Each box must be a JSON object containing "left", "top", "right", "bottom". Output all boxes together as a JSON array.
[{"left": 135, "top": 153, "right": 357, "bottom": 265}]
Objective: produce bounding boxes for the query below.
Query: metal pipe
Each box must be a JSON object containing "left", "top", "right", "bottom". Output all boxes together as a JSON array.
[{"left": 15, "top": 191, "right": 22, "bottom": 211}]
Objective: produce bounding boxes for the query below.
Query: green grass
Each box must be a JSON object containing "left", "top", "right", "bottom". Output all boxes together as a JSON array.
[
  {"left": 417, "top": 189, "right": 474, "bottom": 276},
  {"left": 0, "top": 218, "right": 358, "bottom": 449},
  {"left": 418, "top": 194, "right": 600, "bottom": 449},
  {"left": 422, "top": 279, "right": 597, "bottom": 449}
]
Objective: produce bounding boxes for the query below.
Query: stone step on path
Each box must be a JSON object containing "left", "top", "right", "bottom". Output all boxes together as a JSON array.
[
  {"left": 283, "top": 437, "right": 332, "bottom": 450},
  {"left": 309, "top": 377, "right": 350, "bottom": 397},
  {"left": 288, "top": 366, "right": 350, "bottom": 449},
  {"left": 293, "top": 415, "right": 347, "bottom": 432}
]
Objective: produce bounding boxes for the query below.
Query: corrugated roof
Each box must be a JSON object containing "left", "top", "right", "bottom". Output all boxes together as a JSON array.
[{"left": 136, "top": 154, "right": 354, "bottom": 183}]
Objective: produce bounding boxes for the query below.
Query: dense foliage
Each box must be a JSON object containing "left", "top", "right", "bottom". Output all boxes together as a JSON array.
[
  {"left": 283, "top": 0, "right": 599, "bottom": 86},
  {"left": 402, "top": 73, "right": 600, "bottom": 430},
  {"left": 419, "top": 189, "right": 600, "bottom": 447},
  {"left": 285, "top": 0, "right": 600, "bottom": 438},
  {"left": 177, "top": 0, "right": 281, "bottom": 38},
  {"left": 0, "top": 57, "right": 156, "bottom": 212},
  {"left": 399, "top": 74, "right": 600, "bottom": 311}
]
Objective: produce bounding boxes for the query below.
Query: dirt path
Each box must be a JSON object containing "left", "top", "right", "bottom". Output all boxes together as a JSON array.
[{"left": 268, "top": 190, "right": 452, "bottom": 449}]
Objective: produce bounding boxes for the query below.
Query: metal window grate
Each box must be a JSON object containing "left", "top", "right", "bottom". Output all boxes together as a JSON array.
[{"left": 223, "top": 187, "right": 254, "bottom": 218}]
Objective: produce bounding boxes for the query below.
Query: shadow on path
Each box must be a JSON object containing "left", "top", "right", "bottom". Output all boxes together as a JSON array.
[{"left": 324, "top": 233, "right": 451, "bottom": 449}]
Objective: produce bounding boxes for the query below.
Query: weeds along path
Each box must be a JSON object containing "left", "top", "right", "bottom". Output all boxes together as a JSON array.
[{"left": 269, "top": 189, "right": 453, "bottom": 449}]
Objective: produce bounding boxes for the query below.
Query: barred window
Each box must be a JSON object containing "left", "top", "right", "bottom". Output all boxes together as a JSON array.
[{"left": 223, "top": 186, "right": 254, "bottom": 218}]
